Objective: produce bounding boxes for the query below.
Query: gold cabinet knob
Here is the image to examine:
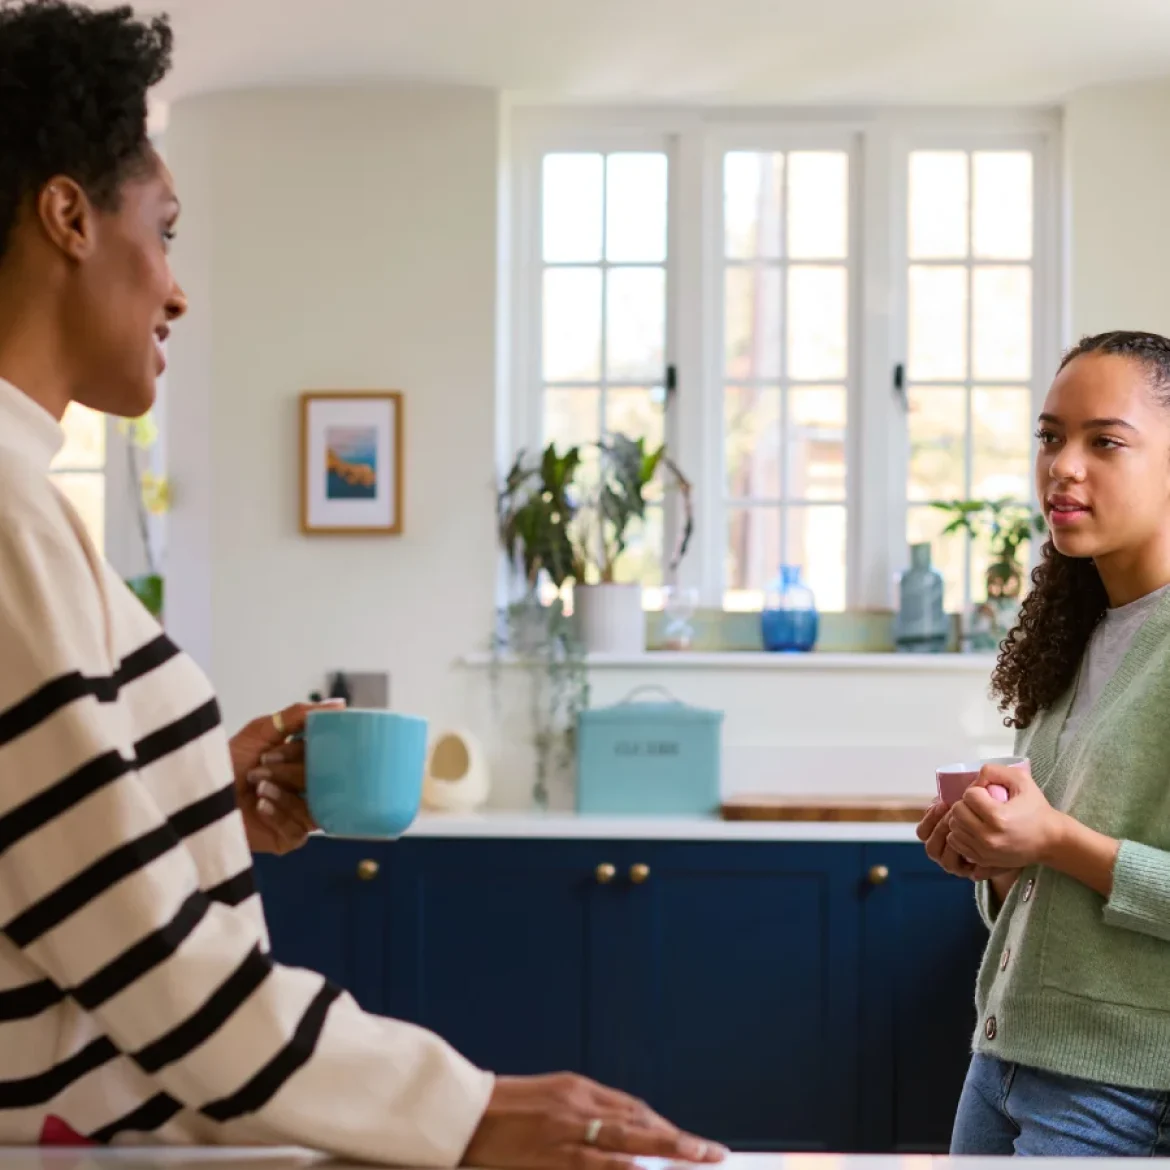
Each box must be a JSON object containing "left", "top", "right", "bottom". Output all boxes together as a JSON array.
[
  {"left": 867, "top": 864, "right": 890, "bottom": 886},
  {"left": 357, "top": 859, "right": 380, "bottom": 881},
  {"left": 595, "top": 862, "right": 617, "bottom": 884},
  {"left": 629, "top": 863, "right": 651, "bottom": 885}
]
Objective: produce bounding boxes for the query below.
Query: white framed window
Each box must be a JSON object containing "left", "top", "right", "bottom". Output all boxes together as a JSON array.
[
  {"left": 537, "top": 143, "right": 672, "bottom": 598},
  {"left": 507, "top": 110, "right": 1061, "bottom": 615},
  {"left": 898, "top": 138, "right": 1051, "bottom": 612},
  {"left": 50, "top": 403, "right": 106, "bottom": 553},
  {"left": 716, "top": 138, "right": 855, "bottom": 613}
]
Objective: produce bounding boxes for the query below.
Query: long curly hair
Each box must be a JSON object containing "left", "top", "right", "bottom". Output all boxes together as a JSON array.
[{"left": 991, "top": 330, "right": 1170, "bottom": 729}]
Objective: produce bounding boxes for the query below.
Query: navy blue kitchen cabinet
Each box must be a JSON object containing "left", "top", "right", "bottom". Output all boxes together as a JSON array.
[
  {"left": 255, "top": 835, "right": 984, "bottom": 1153},
  {"left": 859, "top": 843, "right": 986, "bottom": 1153},
  {"left": 619, "top": 842, "right": 861, "bottom": 1151},
  {"left": 382, "top": 839, "right": 628, "bottom": 1084},
  {"left": 253, "top": 837, "right": 389, "bottom": 1013}
]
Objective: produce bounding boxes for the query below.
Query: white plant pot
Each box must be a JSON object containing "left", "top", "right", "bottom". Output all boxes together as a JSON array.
[{"left": 574, "top": 583, "right": 645, "bottom": 655}]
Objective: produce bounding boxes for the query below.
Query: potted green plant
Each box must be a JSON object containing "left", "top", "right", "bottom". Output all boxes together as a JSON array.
[
  {"left": 931, "top": 497, "right": 1048, "bottom": 650},
  {"left": 569, "top": 433, "right": 693, "bottom": 654},
  {"left": 494, "top": 434, "right": 693, "bottom": 805}
]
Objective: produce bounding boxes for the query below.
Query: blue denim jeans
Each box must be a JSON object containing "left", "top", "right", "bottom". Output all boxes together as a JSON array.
[{"left": 952, "top": 1054, "right": 1170, "bottom": 1156}]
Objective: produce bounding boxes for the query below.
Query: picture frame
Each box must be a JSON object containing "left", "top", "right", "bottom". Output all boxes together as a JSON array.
[{"left": 300, "top": 391, "right": 404, "bottom": 535}]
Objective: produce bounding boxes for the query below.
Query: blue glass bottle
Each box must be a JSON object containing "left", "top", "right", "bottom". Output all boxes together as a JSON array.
[{"left": 761, "top": 565, "right": 819, "bottom": 652}]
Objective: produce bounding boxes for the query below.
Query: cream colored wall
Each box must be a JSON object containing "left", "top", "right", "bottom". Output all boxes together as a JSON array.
[
  {"left": 164, "top": 86, "right": 502, "bottom": 732},
  {"left": 1066, "top": 80, "right": 1170, "bottom": 338}
]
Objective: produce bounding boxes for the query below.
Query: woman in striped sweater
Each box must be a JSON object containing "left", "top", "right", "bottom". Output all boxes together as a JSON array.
[{"left": 0, "top": 3, "right": 727, "bottom": 1168}]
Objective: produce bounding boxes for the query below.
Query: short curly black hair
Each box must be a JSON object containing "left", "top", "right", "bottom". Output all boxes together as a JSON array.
[{"left": 0, "top": 0, "right": 172, "bottom": 262}]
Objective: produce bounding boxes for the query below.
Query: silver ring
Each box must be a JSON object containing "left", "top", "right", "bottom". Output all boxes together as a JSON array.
[{"left": 584, "top": 1118, "right": 603, "bottom": 1146}]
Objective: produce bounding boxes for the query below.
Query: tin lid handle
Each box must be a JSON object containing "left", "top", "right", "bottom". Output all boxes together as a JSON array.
[{"left": 618, "top": 684, "right": 682, "bottom": 706}]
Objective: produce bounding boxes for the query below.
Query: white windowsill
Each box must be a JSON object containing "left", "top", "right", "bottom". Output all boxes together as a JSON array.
[{"left": 462, "top": 651, "right": 997, "bottom": 673}]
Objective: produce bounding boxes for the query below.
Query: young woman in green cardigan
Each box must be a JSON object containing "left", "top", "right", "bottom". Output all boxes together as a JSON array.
[{"left": 918, "top": 330, "right": 1170, "bottom": 1156}]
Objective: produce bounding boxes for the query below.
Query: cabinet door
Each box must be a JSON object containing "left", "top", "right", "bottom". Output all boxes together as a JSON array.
[
  {"left": 383, "top": 838, "right": 626, "bottom": 1083},
  {"left": 859, "top": 843, "right": 987, "bottom": 1153},
  {"left": 622, "top": 842, "right": 863, "bottom": 1152},
  {"left": 253, "top": 838, "right": 390, "bottom": 1013}
]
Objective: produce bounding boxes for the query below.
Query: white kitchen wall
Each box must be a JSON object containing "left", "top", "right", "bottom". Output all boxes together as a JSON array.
[
  {"left": 1066, "top": 80, "right": 1170, "bottom": 338},
  {"left": 164, "top": 86, "right": 502, "bottom": 731},
  {"left": 160, "top": 78, "right": 1170, "bottom": 809}
]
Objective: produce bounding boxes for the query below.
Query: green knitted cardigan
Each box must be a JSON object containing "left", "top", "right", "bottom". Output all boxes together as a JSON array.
[{"left": 973, "top": 586, "right": 1170, "bottom": 1090}]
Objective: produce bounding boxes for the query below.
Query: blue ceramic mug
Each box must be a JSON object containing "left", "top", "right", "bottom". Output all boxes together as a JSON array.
[{"left": 304, "top": 708, "right": 428, "bottom": 837}]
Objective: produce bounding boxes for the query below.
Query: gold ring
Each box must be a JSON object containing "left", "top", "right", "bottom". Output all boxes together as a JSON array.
[
  {"left": 584, "top": 1119, "right": 602, "bottom": 1146},
  {"left": 271, "top": 711, "right": 285, "bottom": 736}
]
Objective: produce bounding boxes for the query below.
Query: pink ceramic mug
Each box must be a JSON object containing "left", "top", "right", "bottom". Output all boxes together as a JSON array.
[{"left": 935, "top": 756, "right": 1029, "bottom": 808}]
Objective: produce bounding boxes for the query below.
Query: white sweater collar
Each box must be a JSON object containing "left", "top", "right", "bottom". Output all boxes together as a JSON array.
[{"left": 0, "top": 378, "right": 65, "bottom": 471}]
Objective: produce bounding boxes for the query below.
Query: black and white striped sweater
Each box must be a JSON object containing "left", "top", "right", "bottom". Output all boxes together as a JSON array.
[{"left": 0, "top": 380, "right": 493, "bottom": 1161}]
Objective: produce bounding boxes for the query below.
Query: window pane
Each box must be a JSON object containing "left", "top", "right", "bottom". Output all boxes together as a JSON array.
[
  {"left": 786, "top": 505, "right": 846, "bottom": 612},
  {"left": 606, "top": 386, "right": 664, "bottom": 449},
  {"left": 725, "top": 506, "right": 780, "bottom": 611},
  {"left": 724, "top": 152, "right": 783, "bottom": 260},
  {"left": 606, "top": 153, "right": 667, "bottom": 263},
  {"left": 608, "top": 385, "right": 666, "bottom": 502},
  {"left": 725, "top": 386, "right": 781, "bottom": 500},
  {"left": 972, "top": 387, "right": 1032, "bottom": 500},
  {"left": 907, "top": 504, "right": 964, "bottom": 614},
  {"left": 973, "top": 152, "right": 1033, "bottom": 261},
  {"left": 545, "top": 387, "right": 601, "bottom": 488},
  {"left": 51, "top": 472, "right": 104, "bottom": 554},
  {"left": 909, "top": 151, "right": 968, "bottom": 260},
  {"left": 53, "top": 403, "right": 105, "bottom": 470},
  {"left": 973, "top": 267, "right": 1031, "bottom": 381},
  {"left": 543, "top": 268, "right": 601, "bottom": 381},
  {"left": 543, "top": 154, "right": 602, "bottom": 263},
  {"left": 788, "top": 152, "right": 848, "bottom": 260},
  {"left": 607, "top": 266, "right": 665, "bottom": 381},
  {"left": 788, "top": 266, "right": 847, "bottom": 380},
  {"left": 612, "top": 507, "right": 663, "bottom": 587},
  {"left": 908, "top": 387, "right": 966, "bottom": 503},
  {"left": 908, "top": 266, "right": 967, "bottom": 381},
  {"left": 788, "top": 386, "right": 846, "bottom": 501},
  {"left": 725, "top": 266, "right": 781, "bottom": 379}
]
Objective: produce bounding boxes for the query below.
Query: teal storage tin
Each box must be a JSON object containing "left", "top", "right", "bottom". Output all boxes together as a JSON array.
[{"left": 575, "top": 686, "right": 724, "bottom": 815}]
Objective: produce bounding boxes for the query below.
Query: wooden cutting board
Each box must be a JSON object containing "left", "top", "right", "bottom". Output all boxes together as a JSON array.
[{"left": 721, "top": 795, "right": 929, "bottom": 823}]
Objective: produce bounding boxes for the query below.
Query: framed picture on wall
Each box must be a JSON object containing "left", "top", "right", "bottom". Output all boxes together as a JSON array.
[{"left": 300, "top": 391, "right": 404, "bottom": 535}]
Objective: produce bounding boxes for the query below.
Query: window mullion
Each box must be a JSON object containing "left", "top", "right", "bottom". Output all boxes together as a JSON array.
[
  {"left": 857, "top": 124, "right": 903, "bottom": 610},
  {"left": 672, "top": 126, "right": 719, "bottom": 605}
]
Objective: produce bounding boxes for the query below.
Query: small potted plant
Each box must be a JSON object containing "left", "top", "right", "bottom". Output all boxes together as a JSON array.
[
  {"left": 569, "top": 434, "right": 693, "bottom": 655},
  {"left": 931, "top": 497, "right": 1047, "bottom": 649}
]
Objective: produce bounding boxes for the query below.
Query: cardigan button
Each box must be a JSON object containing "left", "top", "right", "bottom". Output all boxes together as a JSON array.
[
  {"left": 1022, "top": 878, "right": 1035, "bottom": 903},
  {"left": 1000, "top": 948, "right": 1010, "bottom": 971},
  {"left": 985, "top": 1016, "right": 998, "bottom": 1041}
]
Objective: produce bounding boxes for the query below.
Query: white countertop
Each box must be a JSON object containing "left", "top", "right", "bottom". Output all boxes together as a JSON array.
[
  {"left": 3, "top": 1148, "right": 1162, "bottom": 1169},
  {"left": 404, "top": 811, "right": 922, "bottom": 842}
]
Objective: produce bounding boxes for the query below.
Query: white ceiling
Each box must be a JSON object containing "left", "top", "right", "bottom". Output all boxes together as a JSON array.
[{"left": 116, "top": 0, "right": 1170, "bottom": 107}]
